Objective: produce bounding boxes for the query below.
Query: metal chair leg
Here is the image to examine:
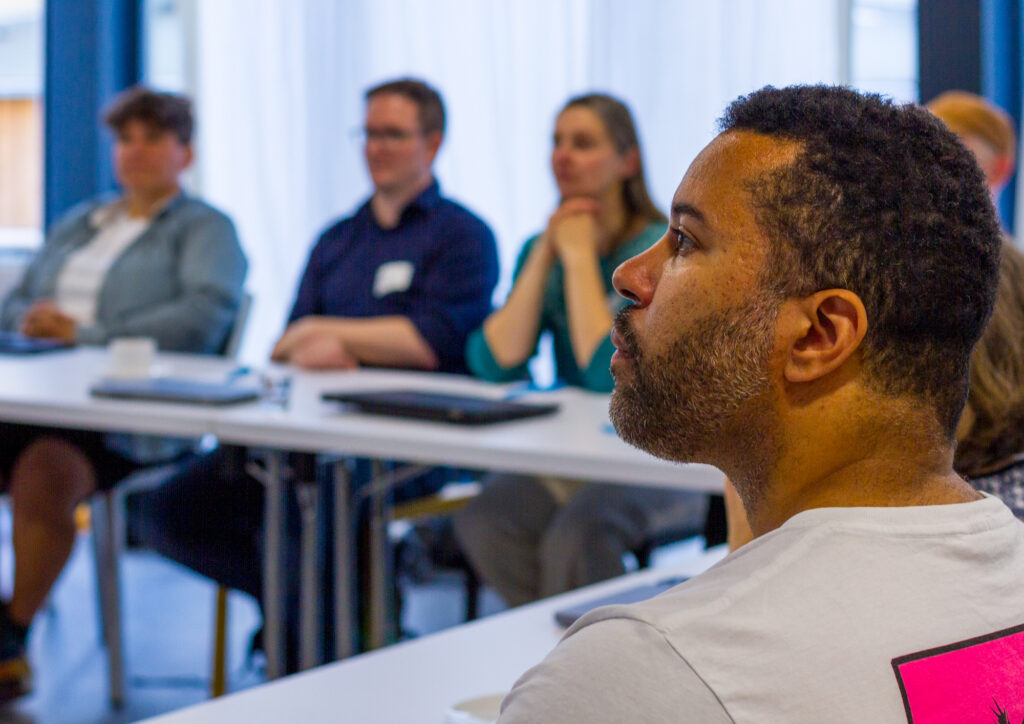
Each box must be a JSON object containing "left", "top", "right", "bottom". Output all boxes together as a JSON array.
[
  {"left": 90, "top": 490, "right": 125, "bottom": 708},
  {"left": 211, "top": 586, "right": 229, "bottom": 698}
]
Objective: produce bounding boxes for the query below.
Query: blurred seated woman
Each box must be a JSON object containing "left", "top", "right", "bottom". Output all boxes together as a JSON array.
[
  {"left": 454, "top": 94, "right": 709, "bottom": 607},
  {"left": 954, "top": 244, "right": 1024, "bottom": 517},
  {"left": 0, "top": 86, "right": 246, "bottom": 700}
]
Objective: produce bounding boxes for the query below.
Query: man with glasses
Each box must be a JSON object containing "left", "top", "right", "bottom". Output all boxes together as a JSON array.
[
  {"left": 272, "top": 77, "right": 498, "bottom": 371},
  {"left": 136, "top": 78, "right": 498, "bottom": 666}
]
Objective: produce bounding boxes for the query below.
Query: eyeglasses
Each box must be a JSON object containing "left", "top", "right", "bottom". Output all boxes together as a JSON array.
[{"left": 351, "top": 126, "right": 423, "bottom": 146}]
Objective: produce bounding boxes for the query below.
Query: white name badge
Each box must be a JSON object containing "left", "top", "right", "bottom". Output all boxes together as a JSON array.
[{"left": 373, "top": 260, "right": 415, "bottom": 298}]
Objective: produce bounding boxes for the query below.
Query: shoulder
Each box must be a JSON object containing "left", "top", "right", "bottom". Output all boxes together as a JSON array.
[
  {"left": 172, "top": 195, "right": 229, "bottom": 221},
  {"left": 433, "top": 195, "right": 495, "bottom": 241},
  {"left": 517, "top": 232, "right": 544, "bottom": 259},
  {"left": 499, "top": 616, "right": 727, "bottom": 723},
  {"left": 304, "top": 211, "right": 362, "bottom": 265},
  {"left": 47, "top": 195, "right": 111, "bottom": 234},
  {"left": 315, "top": 201, "right": 369, "bottom": 245}
]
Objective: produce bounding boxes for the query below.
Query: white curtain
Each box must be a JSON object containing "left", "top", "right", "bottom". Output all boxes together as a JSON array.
[{"left": 186, "top": 0, "right": 843, "bottom": 361}]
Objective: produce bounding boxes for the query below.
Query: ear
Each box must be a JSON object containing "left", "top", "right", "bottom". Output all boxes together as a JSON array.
[
  {"left": 180, "top": 144, "right": 195, "bottom": 171},
  {"left": 780, "top": 289, "right": 867, "bottom": 383},
  {"left": 989, "top": 153, "right": 1015, "bottom": 191},
  {"left": 424, "top": 131, "right": 443, "bottom": 161},
  {"left": 620, "top": 147, "right": 640, "bottom": 178}
]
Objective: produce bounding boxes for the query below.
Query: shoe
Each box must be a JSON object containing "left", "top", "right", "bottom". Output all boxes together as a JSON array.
[
  {"left": 0, "top": 605, "right": 30, "bottom": 705},
  {"left": 0, "top": 650, "right": 30, "bottom": 705}
]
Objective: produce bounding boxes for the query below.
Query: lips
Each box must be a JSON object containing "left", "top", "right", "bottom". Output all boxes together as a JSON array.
[{"left": 610, "top": 320, "right": 637, "bottom": 360}]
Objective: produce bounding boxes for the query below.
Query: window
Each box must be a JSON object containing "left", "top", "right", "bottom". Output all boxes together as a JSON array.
[
  {"left": 850, "top": 0, "right": 919, "bottom": 102},
  {"left": 0, "top": 0, "right": 44, "bottom": 249},
  {"left": 144, "top": 0, "right": 188, "bottom": 92}
]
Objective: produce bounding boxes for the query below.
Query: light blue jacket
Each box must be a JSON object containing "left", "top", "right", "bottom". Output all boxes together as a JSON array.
[
  {"left": 1, "top": 193, "right": 247, "bottom": 354},
  {"left": 0, "top": 193, "right": 247, "bottom": 462}
]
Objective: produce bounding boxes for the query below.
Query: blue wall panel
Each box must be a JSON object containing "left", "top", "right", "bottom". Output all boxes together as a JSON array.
[{"left": 44, "top": 0, "right": 142, "bottom": 228}]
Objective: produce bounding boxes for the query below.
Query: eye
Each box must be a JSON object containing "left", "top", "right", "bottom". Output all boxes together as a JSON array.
[{"left": 669, "top": 228, "right": 696, "bottom": 255}]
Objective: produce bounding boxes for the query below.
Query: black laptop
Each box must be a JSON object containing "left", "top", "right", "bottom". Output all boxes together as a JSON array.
[
  {"left": 0, "top": 331, "right": 73, "bottom": 355},
  {"left": 90, "top": 377, "right": 261, "bottom": 406},
  {"left": 321, "top": 389, "right": 559, "bottom": 425}
]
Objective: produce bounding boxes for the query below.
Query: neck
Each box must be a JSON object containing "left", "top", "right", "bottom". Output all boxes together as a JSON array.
[
  {"left": 124, "top": 186, "right": 179, "bottom": 218},
  {"left": 371, "top": 174, "right": 433, "bottom": 229},
  {"left": 729, "top": 389, "right": 982, "bottom": 537}
]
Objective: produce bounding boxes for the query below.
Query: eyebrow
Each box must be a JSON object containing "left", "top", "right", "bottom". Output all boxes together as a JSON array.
[{"left": 671, "top": 202, "right": 706, "bottom": 225}]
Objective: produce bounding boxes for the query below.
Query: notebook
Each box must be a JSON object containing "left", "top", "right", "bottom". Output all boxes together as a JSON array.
[
  {"left": 553, "top": 576, "right": 690, "bottom": 627},
  {"left": 0, "top": 331, "right": 73, "bottom": 355},
  {"left": 90, "top": 377, "right": 261, "bottom": 406},
  {"left": 321, "top": 389, "right": 559, "bottom": 425}
]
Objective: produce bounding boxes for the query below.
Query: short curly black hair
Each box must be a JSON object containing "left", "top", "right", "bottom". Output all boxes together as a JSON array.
[
  {"left": 720, "top": 85, "right": 1002, "bottom": 436},
  {"left": 103, "top": 86, "right": 193, "bottom": 145}
]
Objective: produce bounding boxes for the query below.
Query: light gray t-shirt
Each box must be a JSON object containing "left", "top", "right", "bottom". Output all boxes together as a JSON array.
[{"left": 499, "top": 495, "right": 1024, "bottom": 723}]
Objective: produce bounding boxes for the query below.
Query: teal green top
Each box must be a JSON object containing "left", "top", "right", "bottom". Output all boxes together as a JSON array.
[{"left": 465, "top": 221, "right": 662, "bottom": 392}]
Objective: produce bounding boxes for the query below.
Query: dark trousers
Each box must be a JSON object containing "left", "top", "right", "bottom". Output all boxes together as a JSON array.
[{"left": 132, "top": 446, "right": 449, "bottom": 664}]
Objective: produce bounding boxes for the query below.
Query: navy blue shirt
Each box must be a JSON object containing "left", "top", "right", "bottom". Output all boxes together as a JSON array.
[{"left": 289, "top": 180, "right": 498, "bottom": 374}]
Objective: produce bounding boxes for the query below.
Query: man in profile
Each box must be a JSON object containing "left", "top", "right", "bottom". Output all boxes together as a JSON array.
[
  {"left": 138, "top": 78, "right": 498, "bottom": 662},
  {"left": 498, "top": 86, "right": 1024, "bottom": 721}
]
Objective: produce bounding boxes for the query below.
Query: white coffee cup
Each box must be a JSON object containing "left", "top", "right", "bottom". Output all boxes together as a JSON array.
[{"left": 106, "top": 337, "right": 156, "bottom": 379}]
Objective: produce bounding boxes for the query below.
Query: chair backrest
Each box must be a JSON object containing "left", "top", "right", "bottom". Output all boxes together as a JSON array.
[
  {"left": 221, "top": 291, "right": 253, "bottom": 359},
  {"left": 0, "top": 248, "right": 34, "bottom": 304}
]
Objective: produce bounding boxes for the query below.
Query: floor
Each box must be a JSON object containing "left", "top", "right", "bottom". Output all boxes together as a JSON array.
[
  {"left": 0, "top": 519, "right": 705, "bottom": 724},
  {"left": 0, "top": 523, "right": 506, "bottom": 724}
]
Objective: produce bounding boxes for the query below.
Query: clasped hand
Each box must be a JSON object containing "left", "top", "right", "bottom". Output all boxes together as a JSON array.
[
  {"left": 271, "top": 316, "right": 359, "bottom": 370},
  {"left": 543, "top": 198, "right": 604, "bottom": 262},
  {"left": 20, "top": 301, "right": 77, "bottom": 341}
]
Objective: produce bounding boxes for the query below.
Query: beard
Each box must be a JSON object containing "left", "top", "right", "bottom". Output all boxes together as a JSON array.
[{"left": 609, "top": 294, "right": 779, "bottom": 469}]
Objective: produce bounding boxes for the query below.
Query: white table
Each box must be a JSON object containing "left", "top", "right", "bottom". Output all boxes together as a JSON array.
[
  {"left": 209, "top": 368, "right": 724, "bottom": 670},
  {"left": 213, "top": 368, "right": 724, "bottom": 490},
  {"left": 141, "top": 546, "right": 728, "bottom": 724},
  {"left": 0, "top": 347, "right": 238, "bottom": 439},
  {"left": 0, "top": 350, "right": 726, "bottom": 678}
]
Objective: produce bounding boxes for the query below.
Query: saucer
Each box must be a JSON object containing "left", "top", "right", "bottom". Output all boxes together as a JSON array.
[{"left": 445, "top": 693, "right": 505, "bottom": 723}]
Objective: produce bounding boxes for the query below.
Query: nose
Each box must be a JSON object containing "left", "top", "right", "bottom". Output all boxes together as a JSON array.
[{"left": 612, "top": 233, "right": 667, "bottom": 307}]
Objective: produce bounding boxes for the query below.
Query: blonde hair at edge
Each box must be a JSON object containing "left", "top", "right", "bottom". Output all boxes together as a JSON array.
[
  {"left": 955, "top": 244, "right": 1024, "bottom": 476},
  {"left": 926, "top": 90, "right": 1017, "bottom": 163}
]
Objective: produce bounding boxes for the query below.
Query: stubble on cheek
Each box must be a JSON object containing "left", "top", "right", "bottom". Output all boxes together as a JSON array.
[{"left": 609, "top": 298, "right": 779, "bottom": 468}]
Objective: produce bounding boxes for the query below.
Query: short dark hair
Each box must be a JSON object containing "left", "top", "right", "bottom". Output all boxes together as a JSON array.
[
  {"left": 720, "top": 85, "right": 1002, "bottom": 436},
  {"left": 365, "top": 78, "right": 445, "bottom": 136},
  {"left": 103, "top": 86, "right": 194, "bottom": 145}
]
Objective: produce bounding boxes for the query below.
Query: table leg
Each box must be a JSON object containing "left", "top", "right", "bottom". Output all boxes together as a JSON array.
[
  {"left": 363, "top": 462, "right": 430, "bottom": 649},
  {"left": 332, "top": 460, "right": 354, "bottom": 659},
  {"left": 294, "top": 453, "right": 322, "bottom": 670},
  {"left": 368, "top": 460, "right": 393, "bottom": 649},
  {"left": 260, "top": 450, "right": 287, "bottom": 679}
]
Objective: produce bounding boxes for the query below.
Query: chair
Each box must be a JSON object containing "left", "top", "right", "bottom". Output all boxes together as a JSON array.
[
  {"left": 220, "top": 292, "right": 253, "bottom": 359},
  {"left": 91, "top": 291, "right": 253, "bottom": 706},
  {"left": 390, "top": 483, "right": 483, "bottom": 622},
  {"left": 633, "top": 493, "right": 727, "bottom": 569}
]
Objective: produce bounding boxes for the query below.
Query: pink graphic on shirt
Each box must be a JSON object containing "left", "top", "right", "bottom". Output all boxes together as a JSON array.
[{"left": 892, "top": 624, "right": 1024, "bottom": 723}]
